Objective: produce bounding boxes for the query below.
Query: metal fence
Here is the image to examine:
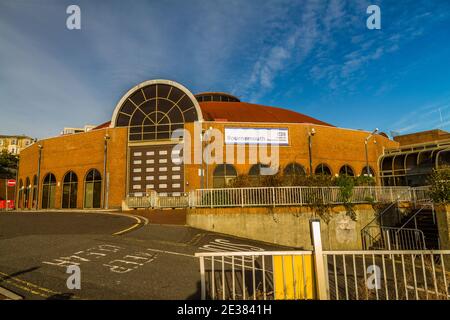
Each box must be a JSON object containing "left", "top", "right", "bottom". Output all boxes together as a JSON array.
[
  {"left": 125, "top": 186, "right": 430, "bottom": 209},
  {"left": 362, "top": 226, "right": 427, "bottom": 251},
  {"left": 195, "top": 250, "right": 450, "bottom": 300},
  {"left": 195, "top": 251, "right": 315, "bottom": 300},
  {"left": 126, "top": 192, "right": 189, "bottom": 209},
  {"left": 324, "top": 250, "right": 450, "bottom": 300},
  {"left": 192, "top": 186, "right": 429, "bottom": 208},
  {"left": 195, "top": 221, "right": 450, "bottom": 301}
]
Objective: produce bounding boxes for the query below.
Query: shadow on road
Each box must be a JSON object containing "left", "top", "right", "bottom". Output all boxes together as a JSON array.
[
  {"left": 0, "top": 266, "right": 40, "bottom": 284},
  {"left": 46, "top": 292, "right": 75, "bottom": 300},
  {"left": 186, "top": 281, "right": 202, "bottom": 300}
]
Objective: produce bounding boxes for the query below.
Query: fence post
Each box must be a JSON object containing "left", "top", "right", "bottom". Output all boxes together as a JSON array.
[
  {"left": 199, "top": 256, "right": 206, "bottom": 300},
  {"left": 272, "top": 187, "right": 275, "bottom": 207},
  {"left": 241, "top": 188, "right": 244, "bottom": 208},
  {"left": 310, "top": 219, "right": 328, "bottom": 300},
  {"left": 189, "top": 190, "right": 195, "bottom": 208}
]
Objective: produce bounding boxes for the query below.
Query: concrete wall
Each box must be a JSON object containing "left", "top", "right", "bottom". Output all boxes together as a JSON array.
[{"left": 187, "top": 204, "right": 377, "bottom": 250}]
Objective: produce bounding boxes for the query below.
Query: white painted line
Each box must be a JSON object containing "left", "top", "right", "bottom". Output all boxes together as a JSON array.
[
  {"left": 0, "top": 286, "right": 23, "bottom": 300},
  {"left": 146, "top": 248, "right": 196, "bottom": 258}
]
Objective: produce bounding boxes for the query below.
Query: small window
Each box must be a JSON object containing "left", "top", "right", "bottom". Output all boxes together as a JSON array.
[
  {"left": 339, "top": 165, "right": 355, "bottom": 177},
  {"left": 283, "top": 163, "right": 306, "bottom": 176},
  {"left": 315, "top": 164, "right": 332, "bottom": 176},
  {"left": 213, "top": 164, "right": 238, "bottom": 188},
  {"left": 361, "top": 166, "right": 375, "bottom": 177}
]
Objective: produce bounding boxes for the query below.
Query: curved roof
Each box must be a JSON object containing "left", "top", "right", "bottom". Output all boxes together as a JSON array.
[
  {"left": 98, "top": 100, "right": 332, "bottom": 128},
  {"left": 199, "top": 101, "right": 333, "bottom": 126},
  {"left": 195, "top": 92, "right": 240, "bottom": 102}
]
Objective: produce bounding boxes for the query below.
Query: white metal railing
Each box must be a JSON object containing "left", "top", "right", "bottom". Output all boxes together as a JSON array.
[
  {"left": 195, "top": 251, "right": 314, "bottom": 300},
  {"left": 195, "top": 250, "right": 450, "bottom": 300},
  {"left": 324, "top": 250, "right": 450, "bottom": 300},
  {"left": 125, "top": 186, "right": 430, "bottom": 209},
  {"left": 195, "top": 220, "right": 450, "bottom": 301},
  {"left": 362, "top": 226, "right": 426, "bottom": 251},
  {"left": 192, "top": 186, "right": 419, "bottom": 208}
]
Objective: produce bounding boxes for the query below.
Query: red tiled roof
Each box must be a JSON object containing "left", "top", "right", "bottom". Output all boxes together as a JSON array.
[
  {"left": 100, "top": 101, "right": 332, "bottom": 128},
  {"left": 199, "top": 101, "right": 333, "bottom": 126}
]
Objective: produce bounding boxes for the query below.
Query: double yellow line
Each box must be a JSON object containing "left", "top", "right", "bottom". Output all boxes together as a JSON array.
[
  {"left": 110, "top": 213, "right": 149, "bottom": 236},
  {"left": 0, "top": 271, "right": 63, "bottom": 299}
]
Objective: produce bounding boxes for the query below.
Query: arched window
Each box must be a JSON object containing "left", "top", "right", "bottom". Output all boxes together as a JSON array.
[
  {"left": 213, "top": 164, "right": 237, "bottom": 188},
  {"left": 18, "top": 179, "right": 23, "bottom": 209},
  {"left": 248, "top": 163, "right": 272, "bottom": 184},
  {"left": 42, "top": 173, "right": 57, "bottom": 209},
  {"left": 62, "top": 171, "right": 78, "bottom": 209},
  {"left": 24, "top": 177, "right": 30, "bottom": 209},
  {"left": 315, "top": 164, "right": 332, "bottom": 175},
  {"left": 84, "top": 169, "right": 102, "bottom": 208},
  {"left": 32, "top": 175, "right": 38, "bottom": 209},
  {"left": 361, "top": 166, "right": 375, "bottom": 177},
  {"left": 114, "top": 83, "right": 200, "bottom": 141},
  {"left": 339, "top": 165, "right": 355, "bottom": 176},
  {"left": 284, "top": 163, "right": 306, "bottom": 176}
]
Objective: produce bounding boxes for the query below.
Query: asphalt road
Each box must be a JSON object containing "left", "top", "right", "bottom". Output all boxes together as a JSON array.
[{"left": 0, "top": 211, "right": 289, "bottom": 300}]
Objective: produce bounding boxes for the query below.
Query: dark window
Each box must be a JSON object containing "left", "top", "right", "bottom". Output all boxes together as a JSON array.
[
  {"left": 84, "top": 169, "right": 102, "bottom": 209},
  {"left": 339, "top": 165, "right": 354, "bottom": 176},
  {"left": 115, "top": 84, "right": 199, "bottom": 141},
  {"left": 315, "top": 164, "right": 332, "bottom": 175},
  {"left": 32, "top": 175, "right": 37, "bottom": 209},
  {"left": 213, "top": 164, "right": 237, "bottom": 188},
  {"left": 24, "top": 177, "right": 30, "bottom": 209},
  {"left": 284, "top": 163, "right": 306, "bottom": 176},
  {"left": 42, "top": 173, "right": 57, "bottom": 209},
  {"left": 62, "top": 171, "right": 78, "bottom": 209},
  {"left": 361, "top": 166, "right": 375, "bottom": 177}
]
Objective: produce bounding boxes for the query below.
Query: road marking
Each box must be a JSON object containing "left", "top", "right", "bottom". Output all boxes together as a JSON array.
[
  {"left": 146, "top": 248, "right": 196, "bottom": 258},
  {"left": 112, "top": 214, "right": 146, "bottom": 236},
  {"left": 0, "top": 270, "right": 79, "bottom": 299},
  {"left": 199, "top": 239, "right": 265, "bottom": 253}
]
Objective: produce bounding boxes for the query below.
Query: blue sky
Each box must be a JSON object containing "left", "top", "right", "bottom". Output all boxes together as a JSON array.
[{"left": 1, "top": 0, "right": 450, "bottom": 139}]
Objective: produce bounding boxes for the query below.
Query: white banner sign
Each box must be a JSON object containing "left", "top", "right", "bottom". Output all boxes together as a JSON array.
[{"left": 224, "top": 127, "right": 289, "bottom": 145}]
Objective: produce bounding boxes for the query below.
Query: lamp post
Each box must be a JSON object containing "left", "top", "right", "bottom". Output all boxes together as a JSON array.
[
  {"left": 308, "top": 128, "right": 316, "bottom": 176},
  {"left": 103, "top": 134, "right": 110, "bottom": 209},
  {"left": 35, "top": 144, "right": 43, "bottom": 210},
  {"left": 365, "top": 128, "right": 379, "bottom": 177}
]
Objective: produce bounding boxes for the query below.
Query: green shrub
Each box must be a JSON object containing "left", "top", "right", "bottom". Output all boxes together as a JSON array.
[{"left": 428, "top": 167, "right": 450, "bottom": 204}]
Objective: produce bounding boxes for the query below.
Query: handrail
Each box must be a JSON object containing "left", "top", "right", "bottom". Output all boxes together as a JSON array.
[{"left": 361, "top": 187, "right": 413, "bottom": 233}]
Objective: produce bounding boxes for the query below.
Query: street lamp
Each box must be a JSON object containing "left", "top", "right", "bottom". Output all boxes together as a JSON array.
[
  {"left": 103, "top": 134, "right": 110, "bottom": 209},
  {"left": 35, "top": 144, "right": 43, "bottom": 210},
  {"left": 308, "top": 128, "right": 316, "bottom": 176},
  {"left": 365, "top": 128, "right": 379, "bottom": 177}
]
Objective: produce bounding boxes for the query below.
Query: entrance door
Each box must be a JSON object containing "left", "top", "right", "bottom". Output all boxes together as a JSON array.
[{"left": 129, "top": 144, "right": 184, "bottom": 196}]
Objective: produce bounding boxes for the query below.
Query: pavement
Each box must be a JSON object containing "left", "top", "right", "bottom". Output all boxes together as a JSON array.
[{"left": 0, "top": 211, "right": 290, "bottom": 300}]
